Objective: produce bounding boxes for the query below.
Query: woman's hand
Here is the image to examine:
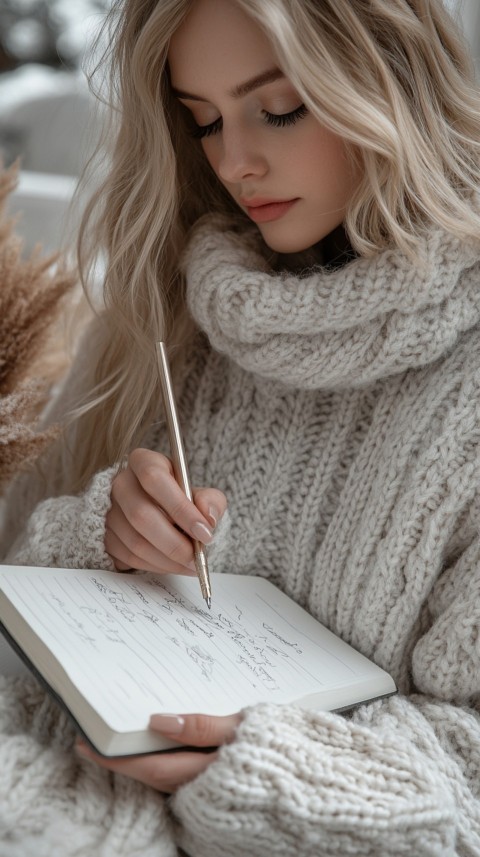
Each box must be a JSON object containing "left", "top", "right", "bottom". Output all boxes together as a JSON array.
[
  {"left": 75, "top": 710, "right": 242, "bottom": 793},
  {"left": 105, "top": 448, "right": 227, "bottom": 575}
]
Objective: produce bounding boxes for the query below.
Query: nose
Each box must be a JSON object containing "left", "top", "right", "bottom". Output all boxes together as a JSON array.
[{"left": 216, "top": 123, "right": 268, "bottom": 184}]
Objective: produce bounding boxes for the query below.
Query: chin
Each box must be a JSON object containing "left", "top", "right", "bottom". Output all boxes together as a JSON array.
[
  {"left": 259, "top": 231, "right": 322, "bottom": 254},
  {"left": 257, "top": 219, "right": 336, "bottom": 255}
]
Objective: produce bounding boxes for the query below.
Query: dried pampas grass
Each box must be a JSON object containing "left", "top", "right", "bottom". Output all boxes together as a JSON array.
[{"left": 0, "top": 164, "right": 77, "bottom": 489}]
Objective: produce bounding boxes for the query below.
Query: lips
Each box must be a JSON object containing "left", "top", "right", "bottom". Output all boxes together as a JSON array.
[{"left": 240, "top": 197, "right": 299, "bottom": 224}]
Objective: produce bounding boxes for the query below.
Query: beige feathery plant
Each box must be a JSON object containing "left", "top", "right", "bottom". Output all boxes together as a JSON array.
[{"left": 0, "top": 165, "right": 76, "bottom": 489}]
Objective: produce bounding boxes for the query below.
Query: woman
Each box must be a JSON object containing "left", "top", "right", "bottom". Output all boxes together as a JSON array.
[{"left": 2, "top": 0, "right": 480, "bottom": 854}]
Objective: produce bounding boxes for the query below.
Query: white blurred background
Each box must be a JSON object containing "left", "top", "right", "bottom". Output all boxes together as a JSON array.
[
  {"left": 0, "top": 0, "right": 478, "bottom": 258},
  {"left": 0, "top": 0, "right": 112, "bottom": 257}
]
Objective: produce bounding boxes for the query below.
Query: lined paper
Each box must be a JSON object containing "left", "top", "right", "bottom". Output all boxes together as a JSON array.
[{"left": 0, "top": 567, "right": 382, "bottom": 733}]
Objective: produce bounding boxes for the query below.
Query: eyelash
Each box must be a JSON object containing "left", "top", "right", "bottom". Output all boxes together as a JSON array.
[{"left": 190, "top": 103, "right": 308, "bottom": 140}]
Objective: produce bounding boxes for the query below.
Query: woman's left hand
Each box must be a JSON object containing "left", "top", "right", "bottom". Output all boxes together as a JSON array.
[{"left": 75, "top": 711, "right": 242, "bottom": 793}]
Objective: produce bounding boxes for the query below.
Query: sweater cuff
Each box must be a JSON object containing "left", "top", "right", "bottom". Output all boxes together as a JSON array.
[
  {"left": 172, "top": 701, "right": 456, "bottom": 857},
  {"left": 6, "top": 467, "right": 117, "bottom": 570}
]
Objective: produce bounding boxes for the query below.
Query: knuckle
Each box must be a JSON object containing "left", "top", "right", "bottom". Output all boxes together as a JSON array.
[
  {"left": 129, "top": 449, "right": 170, "bottom": 481},
  {"left": 168, "top": 540, "right": 191, "bottom": 566},
  {"left": 170, "top": 495, "right": 193, "bottom": 522},
  {"left": 138, "top": 461, "right": 164, "bottom": 495},
  {"left": 190, "top": 714, "right": 217, "bottom": 745},
  {"left": 127, "top": 502, "right": 151, "bottom": 533},
  {"left": 127, "top": 530, "right": 146, "bottom": 558},
  {"left": 123, "top": 549, "right": 138, "bottom": 568},
  {"left": 127, "top": 448, "right": 146, "bottom": 469},
  {"left": 108, "top": 541, "right": 136, "bottom": 568}
]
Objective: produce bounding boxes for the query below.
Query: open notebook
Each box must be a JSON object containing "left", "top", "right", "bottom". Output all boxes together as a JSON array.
[{"left": 0, "top": 565, "right": 396, "bottom": 756}]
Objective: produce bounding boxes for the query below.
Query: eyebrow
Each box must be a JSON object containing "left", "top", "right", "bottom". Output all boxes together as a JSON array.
[{"left": 171, "top": 67, "right": 285, "bottom": 102}]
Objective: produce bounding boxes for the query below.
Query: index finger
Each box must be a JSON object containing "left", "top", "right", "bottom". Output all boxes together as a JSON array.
[{"left": 128, "top": 449, "right": 214, "bottom": 544}]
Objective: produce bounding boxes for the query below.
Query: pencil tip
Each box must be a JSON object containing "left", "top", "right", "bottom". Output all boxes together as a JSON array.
[{"left": 206, "top": 597, "right": 211, "bottom": 610}]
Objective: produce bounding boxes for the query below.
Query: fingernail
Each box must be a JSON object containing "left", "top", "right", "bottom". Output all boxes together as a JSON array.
[
  {"left": 150, "top": 714, "right": 185, "bottom": 734},
  {"left": 191, "top": 522, "right": 214, "bottom": 544},
  {"left": 207, "top": 505, "right": 219, "bottom": 528}
]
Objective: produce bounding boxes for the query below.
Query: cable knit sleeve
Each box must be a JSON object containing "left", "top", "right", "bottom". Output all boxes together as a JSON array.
[
  {"left": 5, "top": 466, "right": 117, "bottom": 571},
  {"left": 171, "top": 538, "right": 480, "bottom": 857}
]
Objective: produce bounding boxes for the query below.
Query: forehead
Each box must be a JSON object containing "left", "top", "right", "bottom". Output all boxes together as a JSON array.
[{"left": 168, "top": 0, "right": 276, "bottom": 91}]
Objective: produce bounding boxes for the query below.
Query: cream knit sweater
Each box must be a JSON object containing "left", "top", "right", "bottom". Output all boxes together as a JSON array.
[{"left": 1, "top": 217, "right": 480, "bottom": 857}]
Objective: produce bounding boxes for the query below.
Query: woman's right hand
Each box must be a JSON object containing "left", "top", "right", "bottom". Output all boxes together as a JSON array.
[{"left": 105, "top": 448, "right": 227, "bottom": 575}]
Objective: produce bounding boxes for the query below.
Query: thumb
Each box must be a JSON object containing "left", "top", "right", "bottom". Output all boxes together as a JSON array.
[
  {"left": 192, "top": 487, "right": 228, "bottom": 530},
  {"left": 149, "top": 711, "right": 242, "bottom": 747}
]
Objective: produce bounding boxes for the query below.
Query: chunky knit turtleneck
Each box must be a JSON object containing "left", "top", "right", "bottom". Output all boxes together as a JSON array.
[
  {"left": 183, "top": 215, "right": 480, "bottom": 389},
  {"left": 2, "top": 220, "right": 480, "bottom": 857}
]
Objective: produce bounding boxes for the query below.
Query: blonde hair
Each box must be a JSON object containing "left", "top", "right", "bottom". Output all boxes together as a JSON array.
[{"left": 59, "top": 0, "right": 480, "bottom": 492}]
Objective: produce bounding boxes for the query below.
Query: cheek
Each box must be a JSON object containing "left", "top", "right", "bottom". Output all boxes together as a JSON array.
[
  {"left": 296, "top": 128, "right": 354, "bottom": 199},
  {"left": 200, "top": 139, "right": 221, "bottom": 178}
]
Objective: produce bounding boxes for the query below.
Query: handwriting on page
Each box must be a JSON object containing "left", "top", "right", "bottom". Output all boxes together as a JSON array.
[
  {"left": 3, "top": 569, "right": 359, "bottom": 723},
  {"left": 79, "top": 575, "right": 296, "bottom": 691}
]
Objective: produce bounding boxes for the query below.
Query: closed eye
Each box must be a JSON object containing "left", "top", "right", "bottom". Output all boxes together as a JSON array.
[
  {"left": 189, "top": 103, "right": 308, "bottom": 140},
  {"left": 264, "top": 103, "right": 308, "bottom": 128},
  {"left": 190, "top": 116, "right": 223, "bottom": 139}
]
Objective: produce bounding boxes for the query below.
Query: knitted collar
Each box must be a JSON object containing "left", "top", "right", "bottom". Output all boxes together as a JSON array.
[{"left": 183, "top": 216, "right": 480, "bottom": 390}]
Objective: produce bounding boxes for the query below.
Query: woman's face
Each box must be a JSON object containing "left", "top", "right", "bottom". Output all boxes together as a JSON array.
[{"left": 168, "top": 0, "right": 358, "bottom": 253}]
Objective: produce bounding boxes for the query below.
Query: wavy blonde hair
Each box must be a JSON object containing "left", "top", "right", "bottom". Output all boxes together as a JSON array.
[{"left": 60, "top": 0, "right": 480, "bottom": 492}]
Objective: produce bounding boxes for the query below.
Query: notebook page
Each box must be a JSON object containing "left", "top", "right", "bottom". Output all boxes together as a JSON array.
[{"left": 0, "top": 567, "right": 382, "bottom": 732}]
